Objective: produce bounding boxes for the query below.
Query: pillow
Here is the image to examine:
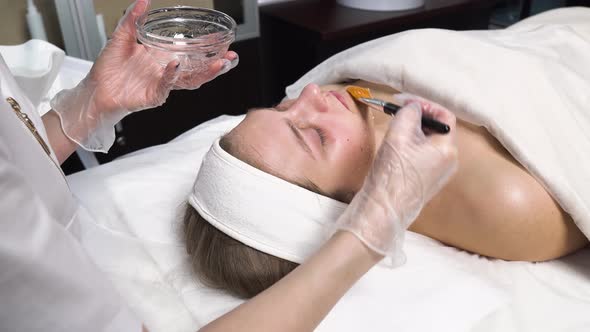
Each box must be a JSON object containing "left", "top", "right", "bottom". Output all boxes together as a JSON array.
[{"left": 69, "top": 115, "right": 244, "bottom": 331}]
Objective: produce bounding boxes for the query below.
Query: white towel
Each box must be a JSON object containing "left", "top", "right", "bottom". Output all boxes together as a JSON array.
[
  {"left": 189, "top": 138, "right": 348, "bottom": 263},
  {"left": 0, "top": 39, "right": 65, "bottom": 108},
  {"left": 286, "top": 7, "right": 590, "bottom": 240}
]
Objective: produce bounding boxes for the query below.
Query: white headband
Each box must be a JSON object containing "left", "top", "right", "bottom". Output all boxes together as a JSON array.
[{"left": 188, "top": 137, "right": 348, "bottom": 263}]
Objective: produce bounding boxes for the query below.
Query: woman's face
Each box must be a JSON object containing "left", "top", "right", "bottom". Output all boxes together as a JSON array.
[{"left": 226, "top": 83, "right": 377, "bottom": 202}]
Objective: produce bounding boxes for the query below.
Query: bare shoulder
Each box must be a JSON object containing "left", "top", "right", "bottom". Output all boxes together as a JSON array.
[{"left": 411, "top": 120, "right": 588, "bottom": 261}]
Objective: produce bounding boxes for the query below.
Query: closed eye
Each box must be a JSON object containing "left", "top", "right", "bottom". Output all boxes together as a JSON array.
[
  {"left": 285, "top": 118, "right": 315, "bottom": 159},
  {"left": 315, "top": 128, "right": 327, "bottom": 146}
]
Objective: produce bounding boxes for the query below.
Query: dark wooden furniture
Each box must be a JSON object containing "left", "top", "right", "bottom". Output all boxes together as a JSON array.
[{"left": 259, "top": 0, "right": 501, "bottom": 105}]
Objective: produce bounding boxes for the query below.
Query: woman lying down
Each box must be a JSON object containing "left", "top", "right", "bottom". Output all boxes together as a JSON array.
[
  {"left": 182, "top": 81, "right": 587, "bottom": 298},
  {"left": 183, "top": 21, "right": 590, "bottom": 299}
]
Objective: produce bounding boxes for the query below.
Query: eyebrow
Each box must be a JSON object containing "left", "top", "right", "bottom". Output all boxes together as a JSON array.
[{"left": 284, "top": 118, "right": 315, "bottom": 160}]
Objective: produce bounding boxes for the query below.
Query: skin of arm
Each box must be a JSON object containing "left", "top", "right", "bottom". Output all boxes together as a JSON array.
[
  {"left": 42, "top": 110, "right": 79, "bottom": 164},
  {"left": 198, "top": 231, "right": 382, "bottom": 332}
]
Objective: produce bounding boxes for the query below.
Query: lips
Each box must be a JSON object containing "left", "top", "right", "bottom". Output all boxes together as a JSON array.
[{"left": 329, "top": 91, "right": 350, "bottom": 110}]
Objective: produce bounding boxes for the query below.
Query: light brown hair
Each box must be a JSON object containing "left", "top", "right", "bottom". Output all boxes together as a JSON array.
[{"left": 182, "top": 135, "right": 298, "bottom": 299}]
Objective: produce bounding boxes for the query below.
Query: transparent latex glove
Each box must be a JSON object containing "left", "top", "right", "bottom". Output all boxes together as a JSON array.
[
  {"left": 50, "top": 0, "right": 238, "bottom": 152},
  {"left": 334, "top": 94, "right": 458, "bottom": 267}
]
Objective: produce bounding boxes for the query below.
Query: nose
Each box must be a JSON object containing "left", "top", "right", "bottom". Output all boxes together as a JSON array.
[{"left": 293, "top": 84, "right": 329, "bottom": 114}]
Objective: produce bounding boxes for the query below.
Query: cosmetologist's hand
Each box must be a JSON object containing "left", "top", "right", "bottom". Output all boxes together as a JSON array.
[
  {"left": 334, "top": 93, "right": 459, "bottom": 266},
  {"left": 89, "top": 0, "right": 238, "bottom": 111},
  {"left": 50, "top": 0, "right": 238, "bottom": 152}
]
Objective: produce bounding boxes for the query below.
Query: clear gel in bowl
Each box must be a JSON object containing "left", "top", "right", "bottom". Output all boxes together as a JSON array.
[{"left": 136, "top": 6, "right": 236, "bottom": 74}]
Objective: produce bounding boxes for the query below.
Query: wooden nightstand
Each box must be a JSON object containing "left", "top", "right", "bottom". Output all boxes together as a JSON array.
[{"left": 259, "top": 0, "right": 501, "bottom": 104}]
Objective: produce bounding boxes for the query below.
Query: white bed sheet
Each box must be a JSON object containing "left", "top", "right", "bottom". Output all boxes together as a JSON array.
[{"left": 68, "top": 114, "right": 590, "bottom": 332}]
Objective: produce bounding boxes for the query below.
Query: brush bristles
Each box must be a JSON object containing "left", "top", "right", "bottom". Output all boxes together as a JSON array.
[{"left": 346, "top": 85, "right": 373, "bottom": 100}]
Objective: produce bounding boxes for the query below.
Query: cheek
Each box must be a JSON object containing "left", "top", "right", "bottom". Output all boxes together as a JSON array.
[
  {"left": 328, "top": 120, "right": 375, "bottom": 191},
  {"left": 341, "top": 137, "right": 374, "bottom": 180}
]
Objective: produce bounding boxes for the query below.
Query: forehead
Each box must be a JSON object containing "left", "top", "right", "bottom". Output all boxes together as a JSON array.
[{"left": 226, "top": 109, "right": 311, "bottom": 185}]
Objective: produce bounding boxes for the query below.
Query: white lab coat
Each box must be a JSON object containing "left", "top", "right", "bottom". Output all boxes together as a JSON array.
[{"left": 0, "top": 55, "right": 141, "bottom": 331}]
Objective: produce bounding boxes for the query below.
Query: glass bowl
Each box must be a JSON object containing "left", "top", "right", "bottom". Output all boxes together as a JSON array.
[{"left": 136, "top": 6, "right": 236, "bottom": 73}]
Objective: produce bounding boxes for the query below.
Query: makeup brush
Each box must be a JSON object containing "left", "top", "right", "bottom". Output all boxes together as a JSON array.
[{"left": 345, "top": 86, "right": 450, "bottom": 134}]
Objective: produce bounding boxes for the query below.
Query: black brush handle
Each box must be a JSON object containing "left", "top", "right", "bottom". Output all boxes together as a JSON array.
[{"left": 383, "top": 103, "right": 450, "bottom": 134}]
